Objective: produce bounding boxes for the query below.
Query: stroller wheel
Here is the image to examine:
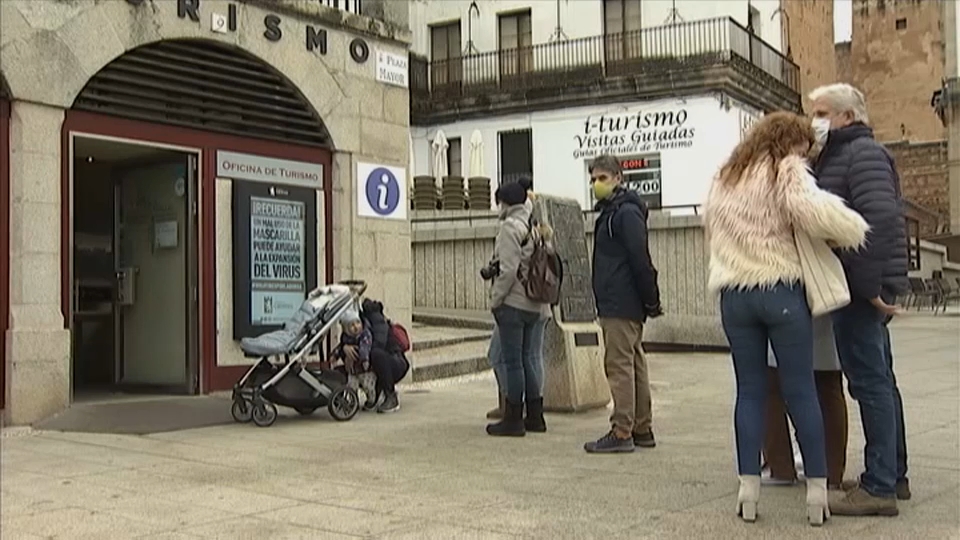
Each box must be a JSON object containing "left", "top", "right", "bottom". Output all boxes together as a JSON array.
[
  {"left": 328, "top": 386, "right": 360, "bottom": 422},
  {"left": 252, "top": 401, "right": 278, "bottom": 427},
  {"left": 231, "top": 399, "right": 253, "bottom": 423}
]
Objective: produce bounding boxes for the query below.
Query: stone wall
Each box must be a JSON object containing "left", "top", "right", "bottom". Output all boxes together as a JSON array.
[
  {"left": 886, "top": 140, "right": 950, "bottom": 235},
  {"left": 851, "top": 0, "right": 945, "bottom": 143},
  {"left": 412, "top": 210, "right": 725, "bottom": 348},
  {"left": 781, "top": 0, "right": 836, "bottom": 112}
]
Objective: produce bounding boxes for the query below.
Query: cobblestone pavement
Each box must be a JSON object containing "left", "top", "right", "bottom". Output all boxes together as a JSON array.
[{"left": 1, "top": 314, "right": 957, "bottom": 539}]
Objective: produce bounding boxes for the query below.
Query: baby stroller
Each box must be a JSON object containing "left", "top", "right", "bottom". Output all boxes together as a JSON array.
[{"left": 230, "top": 280, "right": 367, "bottom": 427}]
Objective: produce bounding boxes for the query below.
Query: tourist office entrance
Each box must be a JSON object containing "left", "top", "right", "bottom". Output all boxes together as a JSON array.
[{"left": 0, "top": 0, "right": 412, "bottom": 424}]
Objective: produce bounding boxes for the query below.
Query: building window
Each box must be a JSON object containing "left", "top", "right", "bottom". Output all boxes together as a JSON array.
[
  {"left": 603, "top": 0, "right": 642, "bottom": 62},
  {"left": 498, "top": 129, "right": 533, "bottom": 186},
  {"left": 896, "top": 18, "right": 907, "bottom": 30},
  {"left": 498, "top": 10, "right": 533, "bottom": 79},
  {"left": 430, "top": 21, "right": 462, "bottom": 88},
  {"left": 447, "top": 137, "right": 463, "bottom": 177},
  {"left": 319, "top": 0, "right": 362, "bottom": 16}
]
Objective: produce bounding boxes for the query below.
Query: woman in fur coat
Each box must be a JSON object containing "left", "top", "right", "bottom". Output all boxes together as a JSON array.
[{"left": 703, "top": 112, "right": 869, "bottom": 526}]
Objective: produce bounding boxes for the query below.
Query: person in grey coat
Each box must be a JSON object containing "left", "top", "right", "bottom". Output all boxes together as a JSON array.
[
  {"left": 809, "top": 83, "right": 909, "bottom": 516},
  {"left": 763, "top": 316, "right": 847, "bottom": 488},
  {"left": 484, "top": 181, "right": 550, "bottom": 437}
]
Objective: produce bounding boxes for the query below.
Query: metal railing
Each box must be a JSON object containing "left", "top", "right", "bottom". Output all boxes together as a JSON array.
[{"left": 410, "top": 17, "right": 798, "bottom": 98}]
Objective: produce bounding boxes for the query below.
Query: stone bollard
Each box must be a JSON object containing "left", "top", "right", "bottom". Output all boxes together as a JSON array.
[{"left": 535, "top": 195, "right": 611, "bottom": 413}]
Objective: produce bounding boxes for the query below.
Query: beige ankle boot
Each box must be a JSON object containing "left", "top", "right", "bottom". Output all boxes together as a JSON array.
[
  {"left": 806, "top": 478, "right": 830, "bottom": 526},
  {"left": 737, "top": 475, "right": 761, "bottom": 522}
]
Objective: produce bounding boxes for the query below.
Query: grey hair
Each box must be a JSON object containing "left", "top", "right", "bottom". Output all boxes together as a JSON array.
[{"left": 809, "top": 83, "right": 870, "bottom": 124}]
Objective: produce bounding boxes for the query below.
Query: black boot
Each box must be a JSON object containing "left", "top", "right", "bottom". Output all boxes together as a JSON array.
[
  {"left": 524, "top": 397, "right": 547, "bottom": 433},
  {"left": 486, "top": 400, "right": 525, "bottom": 437}
]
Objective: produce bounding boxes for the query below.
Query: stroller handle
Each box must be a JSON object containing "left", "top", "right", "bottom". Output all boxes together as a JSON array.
[{"left": 339, "top": 280, "right": 368, "bottom": 296}]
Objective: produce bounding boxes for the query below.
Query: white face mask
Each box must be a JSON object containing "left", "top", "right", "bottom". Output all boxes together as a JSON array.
[{"left": 812, "top": 118, "right": 831, "bottom": 145}]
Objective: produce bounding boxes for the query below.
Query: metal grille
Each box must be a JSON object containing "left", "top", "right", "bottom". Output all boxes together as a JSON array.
[{"left": 72, "top": 40, "right": 331, "bottom": 147}]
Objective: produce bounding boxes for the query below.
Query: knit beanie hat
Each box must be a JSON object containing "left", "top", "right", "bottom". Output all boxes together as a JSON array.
[
  {"left": 495, "top": 181, "right": 527, "bottom": 206},
  {"left": 340, "top": 308, "right": 361, "bottom": 328}
]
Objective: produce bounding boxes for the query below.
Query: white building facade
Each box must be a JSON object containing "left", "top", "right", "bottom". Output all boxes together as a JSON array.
[{"left": 408, "top": 0, "right": 795, "bottom": 211}]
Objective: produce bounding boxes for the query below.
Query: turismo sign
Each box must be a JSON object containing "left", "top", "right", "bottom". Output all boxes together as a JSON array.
[
  {"left": 126, "top": 0, "right": 371, "bottom": 63},
  {"left": 573, "top": 107, "right": 696, "bottom": 160}
]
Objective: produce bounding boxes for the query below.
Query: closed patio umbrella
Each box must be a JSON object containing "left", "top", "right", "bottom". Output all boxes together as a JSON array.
[
  {"left": 431, "top": 129, "right": 449, "bottom": 187},
  {"left": 468, "top": 129, "right": 484, "bottom": 177}
]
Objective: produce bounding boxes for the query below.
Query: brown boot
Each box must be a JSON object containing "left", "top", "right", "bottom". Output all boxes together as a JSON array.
[
  {"left": 486, "top": 394, "right": 505, "bottom": 419},
  {"left": 830, "top": 485, "right": 898, "bottom": 516}
]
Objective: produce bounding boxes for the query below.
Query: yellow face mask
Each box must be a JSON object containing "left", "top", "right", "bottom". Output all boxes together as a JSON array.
[{"left": 592, "top": 180, "right": 615, "bottom": 201}]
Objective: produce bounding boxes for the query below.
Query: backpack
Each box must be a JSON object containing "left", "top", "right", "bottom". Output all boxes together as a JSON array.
[
  {"left": 388, "top": 321, "right": 411, "bottom": 353},
  {"left": 520, "top": 217, "right": 564, "bottom": 305}
]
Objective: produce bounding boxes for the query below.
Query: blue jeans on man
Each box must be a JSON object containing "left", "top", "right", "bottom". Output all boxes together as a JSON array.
[
  {"left": 882, "top": 319, "right": 909, "bottom": 485},
  {"left": 832, "top": 298, "right": 898, "bottom": 499}
]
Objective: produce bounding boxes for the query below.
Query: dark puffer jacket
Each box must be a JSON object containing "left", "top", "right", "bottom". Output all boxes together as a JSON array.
[
  {"left": 592, "top": 188, "right": 660, "bottom": 321},
  {"left": 814, "top": 123, "right": 909, "bottom": 300},
  {"left": 361, "top": 298, "right": 395, "bottom": 352}
]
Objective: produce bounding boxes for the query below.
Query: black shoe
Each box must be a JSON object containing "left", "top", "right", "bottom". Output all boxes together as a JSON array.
[
  {"left": 584, "top": 431, "right": 635, "bottom": 454},
  {"left": 524, "top": 397, "right": 547, "bottom": 433},
  {"left": 632, "top": 430, "right": 656, "bottom": 448},
  {"left": 896, "top": 478, "right": 911, "bottom": 501},
  {"left": 486, "top": 400, "right": 525, "bottom": 437},
  {"left": 377, "top": 392, "right": 400, "bottom": 414},
  {"left": 363, "top": 391, "right": 381, "bottom": 411}
]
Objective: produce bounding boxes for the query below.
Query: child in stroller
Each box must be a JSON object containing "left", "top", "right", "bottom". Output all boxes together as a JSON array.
[{"left": 327, "top": 309, "right": 380, "bottom": 411}]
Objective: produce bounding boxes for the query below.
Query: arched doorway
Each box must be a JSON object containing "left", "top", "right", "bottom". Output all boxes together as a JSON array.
[
  {"left": 63, "top": 39, "right": 334, "bottom": 397},
  {"left": 1, "top": 75, "right": 10, "bottom": 410}
]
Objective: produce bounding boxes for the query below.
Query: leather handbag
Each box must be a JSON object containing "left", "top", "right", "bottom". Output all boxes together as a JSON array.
[{"left": 794, "top": 228, "right": 850, "bottom": 316}]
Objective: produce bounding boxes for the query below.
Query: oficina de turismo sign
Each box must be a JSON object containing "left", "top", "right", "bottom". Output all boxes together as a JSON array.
[{"left": 125, "top": 0, "right": 372, "bottom": 64}]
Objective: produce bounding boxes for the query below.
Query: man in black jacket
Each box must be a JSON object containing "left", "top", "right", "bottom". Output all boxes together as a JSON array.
[
  {"left": 810, "top": 83, "right": 908, "bottom": 516},
  {"left": 583, "top": 155, "right": 663, "bottom": 454}
]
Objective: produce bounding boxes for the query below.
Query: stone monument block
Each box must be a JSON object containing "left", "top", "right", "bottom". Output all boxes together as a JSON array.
[{"left": 536, "top": 195, "right": 610, "bottom": 413}]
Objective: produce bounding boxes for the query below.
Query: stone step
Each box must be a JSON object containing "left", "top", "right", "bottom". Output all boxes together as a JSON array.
[
  {"left": 408, "top": 339, "right": 491, "bottom": 383},
  {"left": 410, "top": 324, "right": 491, "bottom": 352},
  {"left": 412, "top": 308, "right": 494, "bottom": 331}
]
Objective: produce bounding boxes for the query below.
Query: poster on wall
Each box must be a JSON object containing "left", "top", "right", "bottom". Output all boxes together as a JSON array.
[
  {"left": 232, "top": 181, "right": 317, "bottom": 339},
  {"left": 249, "top": 196, "right": 306, "bottom": 326},
  {"left": 571, "top": 106, "right": 698, "bottom": 161}
]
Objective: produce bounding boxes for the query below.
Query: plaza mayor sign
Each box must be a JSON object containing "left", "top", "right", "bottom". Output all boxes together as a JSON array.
[
  {"left": 125, "top": 0, "right": 371, "bottom": 64},
  {"left": 573, "top": 107, "right": 697, "bottom": 160}
]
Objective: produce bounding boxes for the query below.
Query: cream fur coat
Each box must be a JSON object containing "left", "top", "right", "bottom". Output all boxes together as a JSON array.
[{"left": 704, "top": 154, "right": 869, "bottom": 293}]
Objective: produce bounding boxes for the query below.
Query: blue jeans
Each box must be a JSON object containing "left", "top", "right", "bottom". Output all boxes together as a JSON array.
[
  {"left": 832, "top": 298, "right": 898, "bottom": 498},
  {"left": 881, "top": 321, "right": 909, "bottom": 482},
  {"left": 489, "top": 318, "right": 547, "bottom": 399},
  {"left": 491, "top": 305, "right": 543, "bottom": 403},
  {"left": 721, "top": 283, "right": 827, "bottom": 479}
]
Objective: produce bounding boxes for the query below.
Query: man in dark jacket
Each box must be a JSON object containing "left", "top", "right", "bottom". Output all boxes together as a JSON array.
[
  {"left": 810, "top": 83, "right": 908, "bottom": 516},
  {"left": 583, "top": 155, "right": 663, "bottom": 454}
]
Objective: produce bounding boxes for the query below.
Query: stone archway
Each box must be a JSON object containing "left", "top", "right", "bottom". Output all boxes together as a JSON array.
[{"left": 71, "top": 39, "right": 333, "bottom": 148}]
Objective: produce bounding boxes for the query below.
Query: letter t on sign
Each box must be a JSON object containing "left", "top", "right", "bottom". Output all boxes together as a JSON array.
[{"left": 178, "top": 0, "right": 201, "bottom": 22}]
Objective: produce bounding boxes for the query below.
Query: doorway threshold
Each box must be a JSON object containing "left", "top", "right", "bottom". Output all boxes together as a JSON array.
[{"left": 37, "top": 395, "right": 233, "bottom": 435}]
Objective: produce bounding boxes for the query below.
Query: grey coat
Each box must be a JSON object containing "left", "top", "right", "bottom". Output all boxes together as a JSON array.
[
  {"left": 813, "top": 122, "right": 909, "bottom": 298},
  {"left": 489, "top": 201, "right": 549, "bottom": 316},
  {"left": 767, "top": 315, "right": 840, "bottom": 371}
]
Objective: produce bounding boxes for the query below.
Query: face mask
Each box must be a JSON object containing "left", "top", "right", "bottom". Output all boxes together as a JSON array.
[
  {"left": 592, "top": 181, "right": 615, "bottom": 201},
  {"left": 812, "top": 117, "right": 831, "bottom": 145}
]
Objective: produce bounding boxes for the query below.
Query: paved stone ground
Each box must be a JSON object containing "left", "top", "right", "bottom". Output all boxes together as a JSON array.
[{"left": 2, "top": 314, "right": 958, "bottom": 539}]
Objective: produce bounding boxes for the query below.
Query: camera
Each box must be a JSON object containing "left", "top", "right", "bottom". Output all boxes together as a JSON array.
[{"left": 480, "top": 260, "right": 501, "bottom": 281}]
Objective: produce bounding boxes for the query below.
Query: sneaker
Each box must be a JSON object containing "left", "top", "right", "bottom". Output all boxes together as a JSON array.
[
  {"left": 632, "top": 430, "right": 656, "bottom": 448},
  {"left": 840, "top": 478, "right": 911, "bottom": 501},
  {"left": 830, "top": 485, "right": 899, "bottom": 516},
  {"left": 363, "top": 392, "right": 381, "bottom": 411},
  {"left": 377, "top": 392, "right": 400, "bottom": 414},
  {"left": 584, "top": 431, "right": 635, "bottom": 454}
]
